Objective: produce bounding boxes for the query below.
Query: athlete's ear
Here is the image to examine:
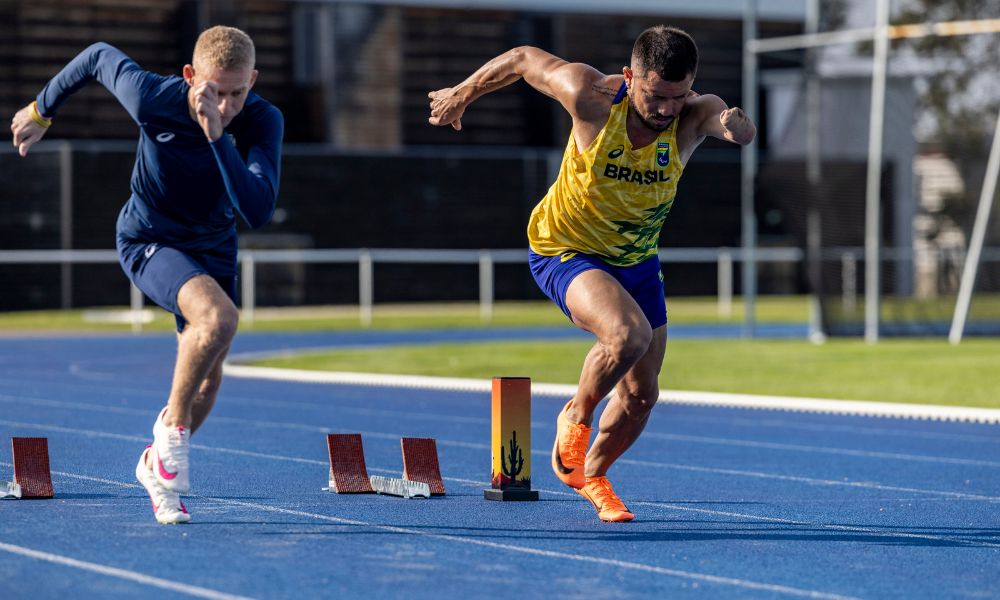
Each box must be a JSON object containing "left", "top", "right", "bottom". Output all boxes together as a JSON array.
[
  {"left": 248, "top": 69, "right": 258, "bottom": 89},
  {"left": 623, "top": 66, "right": 634, "bottom": 90},
  {"left": 182, "top": 64, "right": 196, "bottom": 86}
]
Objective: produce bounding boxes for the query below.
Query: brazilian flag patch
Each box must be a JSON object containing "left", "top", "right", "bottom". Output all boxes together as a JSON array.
[{"left": 656, "top": 142, "right": 670, "bottom": 167}]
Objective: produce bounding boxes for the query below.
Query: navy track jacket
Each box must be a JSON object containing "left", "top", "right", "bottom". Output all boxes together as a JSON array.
[{"left": 37, "top": 43, "right": 284, "bottom": 253}]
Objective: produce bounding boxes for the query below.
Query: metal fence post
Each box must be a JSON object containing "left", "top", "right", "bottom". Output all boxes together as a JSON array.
[
  {"left": 718, "top": 249, "right": 733, "bottom": 319},
  {"left": 842, "top": 251, "right": 857, "bottom": 315},
  {"left": 863, "top": 0, "right": 890, "bottom": 344},
  {"left": 59, "top": 142, "right": 73, "bottom": 309},
  {"left": 741, "top": 0, "right": 759, "bottom": 338},
  {"left": 130, "top": 283, "right": 144, "bottom": 334},
  {"left": 479, "top": 250, "right": 494, "bottom": 324},
  {"left": 359, "top": 249, "right": 373, "bottom": 327},
  {"left": 241, "top": 251, "right": 256, "bottom": 326}
]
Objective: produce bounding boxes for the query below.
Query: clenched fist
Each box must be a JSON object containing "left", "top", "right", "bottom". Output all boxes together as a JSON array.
[
  {"left": 721, "top": 107, "right": 755, "bottom": 145},
  {"left": 427, "top": 88, "right": 466, "bottom": 131},
  {"left": 191, "top": 81, "right": 223, "bottom": 142},
  {"left": 10, "top": 102, "right": 50, "bottom": 157}
]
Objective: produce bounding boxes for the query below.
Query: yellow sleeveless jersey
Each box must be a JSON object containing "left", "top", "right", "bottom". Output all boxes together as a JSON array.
[{"left": 527, "top": 83, "right": 684, "bottom": 266}]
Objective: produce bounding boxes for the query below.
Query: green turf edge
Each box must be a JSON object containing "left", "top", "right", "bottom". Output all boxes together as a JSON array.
[{"left": 253, "top": 338, "right": 1000, "bottom": 409}]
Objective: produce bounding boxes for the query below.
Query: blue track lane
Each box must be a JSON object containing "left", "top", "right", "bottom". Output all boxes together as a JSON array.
[{"left": 0, "top": 332, "right": 997, "bottom": 599}]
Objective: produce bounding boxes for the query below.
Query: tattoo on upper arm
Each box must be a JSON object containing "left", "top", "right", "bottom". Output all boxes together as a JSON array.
[{"left": 591, "top": 84, "right": 619, "bottom": 98}]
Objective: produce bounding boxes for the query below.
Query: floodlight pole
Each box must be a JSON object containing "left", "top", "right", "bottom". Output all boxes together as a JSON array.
[
  {"left": 805, "top": 0, "right": 824, "bottom": 342},
  {"left": 741, "top": 0, "right": 759, "bottom": 339},
  {"left": 864, "top": 0, "right": 890, "bottom": 344},
  {"left": 949, "top": 106, "right": 1000, "bottom": 345}
]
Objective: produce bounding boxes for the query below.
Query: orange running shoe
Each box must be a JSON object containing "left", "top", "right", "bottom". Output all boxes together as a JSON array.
[
  {"left": 551, "top": 400, "right": 591, "bottom": 489},
  {"left": 577, "top": 476, "right": 635, "bottom": 522}
]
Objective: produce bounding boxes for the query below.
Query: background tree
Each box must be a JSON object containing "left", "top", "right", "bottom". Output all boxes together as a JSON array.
[{"left": 895, "top": 0, "right": 1000, "bottom": 234}]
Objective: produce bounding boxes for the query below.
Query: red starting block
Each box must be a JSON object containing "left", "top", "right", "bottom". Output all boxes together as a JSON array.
[
  {"left": 12, "top": 437, "right": 54, "bottom": 499},
  {"left": 401, "top": 437, "right": 446, "bottom": 496},
  {"left": 326, "top": 434, "right": 374, "bottom": 493}
]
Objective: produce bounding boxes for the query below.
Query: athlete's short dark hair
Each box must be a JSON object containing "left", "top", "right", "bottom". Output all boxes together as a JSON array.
[{"left": 631, "top": 25, "right": 698, "bottom": 81}]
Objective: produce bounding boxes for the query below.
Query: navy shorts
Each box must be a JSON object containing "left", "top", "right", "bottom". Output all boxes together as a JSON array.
[
  {"left": 117, "top": 238, "right": 237, "bottom": 332},
  {"left": 528, "top": 250, "right": 667, "bottom": 329}
]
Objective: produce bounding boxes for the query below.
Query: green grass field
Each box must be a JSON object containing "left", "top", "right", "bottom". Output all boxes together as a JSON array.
[
  {"left": 255, "top": 337, "right": 1000, "bottom": 409},
  {"left": 0, "top": 297, "right": 808, "bottom": 332},
  {"left": 2, "top": 298, "right": 996, "bottom": 409}
]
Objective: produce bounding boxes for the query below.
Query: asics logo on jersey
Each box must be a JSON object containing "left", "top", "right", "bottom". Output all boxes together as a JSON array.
[
  {"left": 144, "top": 244, "right": 158, "bottom": 259},
  {"left": 155, "top": 132, "right": 176, "bottom": 143},
  {"left": 560, "top": 252, "right": 577, "bottom": 263},
  {"left": 608, "top": 145, "right": 624, "bottom": 159}
]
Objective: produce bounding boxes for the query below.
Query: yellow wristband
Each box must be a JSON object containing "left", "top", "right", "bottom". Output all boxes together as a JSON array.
[{"left": 30, "top": 101, "right": 52, "bottom": 128}]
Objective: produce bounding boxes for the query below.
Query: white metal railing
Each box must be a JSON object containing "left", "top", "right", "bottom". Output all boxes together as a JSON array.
[
  {"left": 229, "top": 247, "right": 804, "bottom": 327},
  {"left": 4, "top": 246, "right": 996, "bottom": 332},
  {"left": 0, "top": 247, "right": 800, "bottom": 330}
]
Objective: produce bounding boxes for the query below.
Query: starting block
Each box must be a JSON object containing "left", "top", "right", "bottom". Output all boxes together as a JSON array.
[
  {"left": 324, "top": 434, "right": 446, "bottom": 498},
  {"left": 3, "top": 437, "right": 54, "bottom": 499},
  {"left": 401, "top": 437, "right": 446, "bottom": 496},
  {"left": 370, "top": 475, "right": 430, "bottom": 499},
  {"left": 326, "top": 434, "right": 374, "bottom": 493}
]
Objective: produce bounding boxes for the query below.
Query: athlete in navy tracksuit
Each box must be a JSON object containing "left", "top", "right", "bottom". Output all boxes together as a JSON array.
[{"left": 10, "top": 26, "right": 283, "bottom": 524}]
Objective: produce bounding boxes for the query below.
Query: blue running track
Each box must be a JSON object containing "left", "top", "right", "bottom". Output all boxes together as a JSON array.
[{"left": 0, "top": 331, "right": 997, "bottom": 599}]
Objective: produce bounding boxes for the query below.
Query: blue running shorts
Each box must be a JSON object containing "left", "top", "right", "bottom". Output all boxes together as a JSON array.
[
  {"left": 117, "top": 238, "right": 237, "bottom": 332},
  {"left": 528, "top": 249, "right": 667, "bottom": 329}
]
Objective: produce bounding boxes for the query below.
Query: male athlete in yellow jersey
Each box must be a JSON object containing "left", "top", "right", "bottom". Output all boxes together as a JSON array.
[{"left": 428, "top": 26, "right": 755, "bottom": 522}]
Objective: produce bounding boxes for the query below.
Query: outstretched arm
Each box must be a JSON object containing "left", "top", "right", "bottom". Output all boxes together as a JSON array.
[
  {"left": 694, "top": 94, "right": 756, "bottom": 145},
  {"left": 675, "top": 94, "right": 756, "bottom": 165},
  {"left": 428, "top": 46, "right": 609, "bottom": 130},
  {"left": 11, "top": 43, "right": 150, "bottom": 157}
]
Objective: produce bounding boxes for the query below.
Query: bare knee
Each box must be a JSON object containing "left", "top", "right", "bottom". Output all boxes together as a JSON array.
[
  {"left": 187, "top": 303, "right": 239, "bottom": 348},
  {"left": 604, "top": 322, "right": 652, "bottom": 367},
  {"left": 205, "top": 304, "right": 239, "bottom": 346}
]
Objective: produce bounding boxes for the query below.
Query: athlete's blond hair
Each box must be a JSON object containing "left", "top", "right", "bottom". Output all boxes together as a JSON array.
[{"left": 193, "top": 26, "right": 255, "bottom": 71}]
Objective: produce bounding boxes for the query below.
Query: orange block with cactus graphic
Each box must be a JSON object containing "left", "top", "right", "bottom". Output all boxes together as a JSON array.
[{"left": 487, "top": 377, "right": 537, "bottom": 500}]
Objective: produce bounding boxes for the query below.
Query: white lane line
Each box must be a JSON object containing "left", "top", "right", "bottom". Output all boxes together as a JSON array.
[
  {"left": 664, "top": 414, "right": 1000, "bottom": 445},
  {"left": 2, "top": 418, "right": 997, "bottom": 502},
  {"left": 4, "top": 395, "right": 993, "bottom": 468},
  {"left": 526, "top": 482, "right": 1000, "bottom": 549},
  {"left": 0, "top": 388, "right": 509, "bottom": 428},
  {"left": 222, "top": 365, "right": 1000, "bottom": 423},
  {"left": 0, "top": 419, "right": 149, "bottom": 443},
  {"left": 8, "top": 462, "right": 996, "bottom": 550},
  {"left": 200, "top": 497, "right": 857, "bottom": 600},
  {"left": 5, "top": 376, "right": 996, "bottom": 444},
  {"left": 409, "top": 473, "right": 1000, "bottom": 548},
  {"left": 0, "top": 541, "right": 253, "bottom": 600},
  {"left": 635, "top": 502, "right": 1000, "bottom": 548},
  {"left": 0, "top": 394, "right": 150, "bottom": 416},
  {"left": 6, "top": 470, "right": 852, "bottom": 599},
  {"left": 642, "top": 432, "right": 1000, "bottom": 467},
  {"left": 614, "top": 457, "right": 1000, "bottom": 502}
]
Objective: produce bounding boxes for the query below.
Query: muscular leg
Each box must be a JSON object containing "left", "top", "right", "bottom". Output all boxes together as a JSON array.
[
  {"left": 563, "top": 269, "right": 653, "bottom": 427},
  {"left": 162, "top": 274, "right": 239, "bottom": 429},
  {"left": 585, "top": 325, "right": 666, "bottom": 477},
  {"left": 188, "top": 354, "right": 224, "bottom": 434}
]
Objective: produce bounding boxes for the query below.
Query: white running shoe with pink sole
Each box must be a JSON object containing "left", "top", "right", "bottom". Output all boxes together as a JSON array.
[
  {"left": 135, "top": 446, "right": 190, "bottom": 524},
  {"left": 152, "top": 407, "right": 190, "bottom": 494}
]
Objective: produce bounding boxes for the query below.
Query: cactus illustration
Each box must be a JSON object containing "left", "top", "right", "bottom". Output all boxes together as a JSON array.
[{"left": 500, "top": 430, "right": 525, "bottom": 486}]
